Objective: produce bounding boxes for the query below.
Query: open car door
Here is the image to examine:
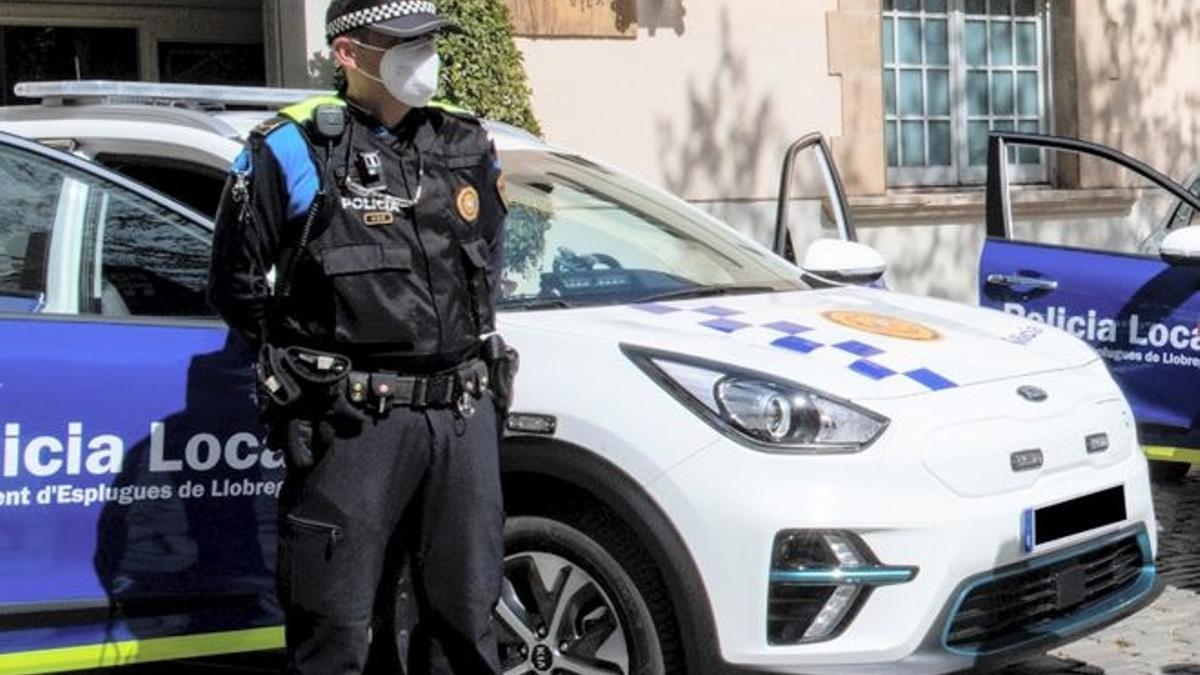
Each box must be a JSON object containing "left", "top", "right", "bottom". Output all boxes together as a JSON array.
[
  {"left": 980, "top": 131, "right": 1200, "bottom": 472},
  {"left": 770, "top": 133, "right": 886, "bottom": 286},
  {"left": 771, "top": 133, "right": 856, "bottom": 258}
]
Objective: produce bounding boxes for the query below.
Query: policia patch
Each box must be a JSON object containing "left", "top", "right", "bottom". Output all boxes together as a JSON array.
[{"left": 457, "top": 185, "right": 480, "bottom": 222}]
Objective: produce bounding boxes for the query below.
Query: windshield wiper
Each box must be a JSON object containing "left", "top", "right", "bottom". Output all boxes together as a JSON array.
[{"left": 634, "top": 284, "right": 779, "bottom": 304}]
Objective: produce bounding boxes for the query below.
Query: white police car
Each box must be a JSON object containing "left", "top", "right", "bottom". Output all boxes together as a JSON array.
[{"left": 0, "top": 82, "right": 1159, "bottom": 674}]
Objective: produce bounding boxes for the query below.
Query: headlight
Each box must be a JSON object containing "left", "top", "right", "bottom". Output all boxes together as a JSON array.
[{"left": 624, "top": 346, "right": 888, "bottom": 453}]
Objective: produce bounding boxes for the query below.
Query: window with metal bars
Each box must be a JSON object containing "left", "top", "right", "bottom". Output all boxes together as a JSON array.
[{"left": 882, "top": 0, "right": 1048, "bottom": 186}]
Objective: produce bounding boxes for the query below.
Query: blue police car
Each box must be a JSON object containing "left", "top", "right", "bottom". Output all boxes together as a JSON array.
[{"left": 980, "top": 132, "right": 1200, "bottom": 482}]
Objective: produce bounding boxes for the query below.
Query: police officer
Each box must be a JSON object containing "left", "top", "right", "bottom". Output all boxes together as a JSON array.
[{"left": 207, "top": 1, "right": 513, "bottom": 672}]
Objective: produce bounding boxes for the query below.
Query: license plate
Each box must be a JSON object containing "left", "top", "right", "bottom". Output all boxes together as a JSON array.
[{"left": 1022, "top": 485, "right": 1127, "bottom": 553}]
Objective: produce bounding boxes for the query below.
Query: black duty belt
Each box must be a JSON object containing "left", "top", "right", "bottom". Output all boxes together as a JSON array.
[{"left": 346, "top": 359, "right": 490, "bottom": 416}]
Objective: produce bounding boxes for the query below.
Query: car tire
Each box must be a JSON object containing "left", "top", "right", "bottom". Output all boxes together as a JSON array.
[
  {"left": 496, "top": 516, "right": 666, "bottom": 675},
  {"left": 1149, "top": 460, "right": 1192, "bottom": 483}
]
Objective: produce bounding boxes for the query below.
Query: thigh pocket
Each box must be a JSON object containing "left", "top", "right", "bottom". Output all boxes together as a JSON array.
[
  {"left": 318, "top": 244, "right": 427, "bottom": 346},
  {"left": 281, "top": 513, "right": 347, "bottom": 612}
]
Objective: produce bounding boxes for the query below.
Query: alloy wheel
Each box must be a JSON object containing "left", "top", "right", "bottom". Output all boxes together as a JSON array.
[{"left": 495, "top": 551, "right": 631, "bottom": 675}]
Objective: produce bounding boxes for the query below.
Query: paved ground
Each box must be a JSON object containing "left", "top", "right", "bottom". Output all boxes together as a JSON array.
[
  {"left": 98, "top": 465, "right": 1200, "bottom": 674},
  {"left": 1001, "top": 466, "right": 1200, "bottom": 675}
]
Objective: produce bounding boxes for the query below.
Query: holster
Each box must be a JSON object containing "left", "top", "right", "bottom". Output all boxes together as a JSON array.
[
  {"left": 285, "top": 418, "right": 318, "bottom": 470},
  {"left": 481, "top": 334, "right": 520, "bottom": 416}
]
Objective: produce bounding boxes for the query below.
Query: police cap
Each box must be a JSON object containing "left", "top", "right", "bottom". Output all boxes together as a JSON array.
[{"left": 326, "top": 0, "right": 463, "bottom": 43}]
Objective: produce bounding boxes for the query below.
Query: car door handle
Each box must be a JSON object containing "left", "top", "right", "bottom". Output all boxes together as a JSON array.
[{"left": 986, "top": 273, "right": 1059, "bottom": 291}]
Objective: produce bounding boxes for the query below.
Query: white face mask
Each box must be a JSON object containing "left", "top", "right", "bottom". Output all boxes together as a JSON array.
[{"left": 353, "top": 37, "right": 440, "bottom": 108}]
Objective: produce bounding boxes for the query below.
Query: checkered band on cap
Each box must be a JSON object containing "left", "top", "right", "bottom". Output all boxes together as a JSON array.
[{"left": 326, "top": 1, "right": 439, "bottom": 39}]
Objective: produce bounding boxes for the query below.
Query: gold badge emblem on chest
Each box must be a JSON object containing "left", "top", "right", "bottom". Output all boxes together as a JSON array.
[
  {"left": 456, "top": 185, "right": 480, "bottom": 223},
  {"left": 364, "top": 211, "right": 395, "bottom": 226}
]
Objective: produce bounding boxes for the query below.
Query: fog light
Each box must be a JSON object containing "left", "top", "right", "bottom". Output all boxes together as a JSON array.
[
  {"left": 768, "top": 531, "right": 917, "bottom": 645},
  {"left": 804, "top": 585, "right": 862, "bottom": 641}
]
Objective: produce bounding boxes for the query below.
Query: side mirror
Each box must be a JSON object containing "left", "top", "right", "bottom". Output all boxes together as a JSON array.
[
  {"left": 1160, "top": 226, "right": 1200, "bottom": 266},
  {"left": 801, "top": 239, "right": 887, "bottom": 287}
]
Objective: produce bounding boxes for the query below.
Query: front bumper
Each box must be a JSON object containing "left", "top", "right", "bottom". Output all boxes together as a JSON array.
[{"left": 651, "top": 415, "right": 1158, "bottom": 674}]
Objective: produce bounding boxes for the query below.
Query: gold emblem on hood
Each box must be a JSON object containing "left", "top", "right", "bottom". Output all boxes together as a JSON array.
[{"left": 823, "top": 310, "right": 941, "bottom": 341}]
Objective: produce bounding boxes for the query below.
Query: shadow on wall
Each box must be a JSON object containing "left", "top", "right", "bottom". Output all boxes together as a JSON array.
[
  {"left": 654, "top": 6, "right": 777, "bottom": 205},
  {"left": 1076, "top": 1, "right": 1200, "bottom": 185}
]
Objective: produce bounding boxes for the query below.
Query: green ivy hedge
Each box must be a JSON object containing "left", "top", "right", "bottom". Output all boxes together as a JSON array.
[{"left": 438, "top": 0, "right": 541, "bottom": 136}]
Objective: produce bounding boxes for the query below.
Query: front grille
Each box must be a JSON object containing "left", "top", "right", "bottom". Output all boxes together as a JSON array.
[{"left": 946, "top": 535, "right": 1145, "bottom": 652}]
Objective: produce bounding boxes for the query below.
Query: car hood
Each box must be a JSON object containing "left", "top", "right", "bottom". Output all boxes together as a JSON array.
[{"left": 500, "top": 286, "right": 1098, "bottom": 401}]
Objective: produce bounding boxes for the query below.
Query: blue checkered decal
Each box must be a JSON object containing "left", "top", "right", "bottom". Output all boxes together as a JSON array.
[{"left": 632, "top": 302, "right": 958, "bottom": 392}]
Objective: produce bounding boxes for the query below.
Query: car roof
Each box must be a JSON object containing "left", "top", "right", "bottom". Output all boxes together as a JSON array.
[{"left": 0, "top": 80, "right": 547, "bottom": 153}]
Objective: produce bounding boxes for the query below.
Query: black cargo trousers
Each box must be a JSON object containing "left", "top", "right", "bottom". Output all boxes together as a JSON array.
[{"left": 276, "top": 395, "right": 503, "bottom": 675}]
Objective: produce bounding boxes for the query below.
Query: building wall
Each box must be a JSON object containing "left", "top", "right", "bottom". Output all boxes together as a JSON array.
[
  {"left": 514, "top": 0, "right": 845, "bottom": 203},
  {"left": 264, "top": 0, "right": 332, "bottom": 89},
  {"left": 1072, "top": 0, "right": 1200, "bottom": 188},
  {"left": 812, "top": 1, "right": 1200, "bottom": 303}
]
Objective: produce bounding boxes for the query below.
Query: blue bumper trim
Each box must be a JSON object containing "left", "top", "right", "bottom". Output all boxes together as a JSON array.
[
  {"left": 770, "top": 566, "right": 917, "bottom": 586},
  {"left": 941, "top": 527, "right": 1157, "bottom": 657}
]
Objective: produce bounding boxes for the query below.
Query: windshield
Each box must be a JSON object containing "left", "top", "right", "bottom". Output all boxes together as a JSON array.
[{"left": 497, "top": 150, "right": 806, "bottom": 309}]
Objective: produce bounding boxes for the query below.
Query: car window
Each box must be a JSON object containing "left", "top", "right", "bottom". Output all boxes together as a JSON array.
[
  {"left": 1169, "top": 172, "right": 1200, "bottom": 231},
  {"left": 78, "top": 178, "right": 213, "bottom": 318},
  {"left": 93, "top": 153, "right": 227, "bottom": 218},
  {"left": 0, "top": 143, "right": 64, "bottom": 299},
  {"left": 500, "top": 151, "right": 807, "bottom": 307},
  {"left": 999, "top": 148, "right": 1192, "bottom": 258},
  {"left": 1139, "top": 169, "right": 1200, "bottom": 255}
]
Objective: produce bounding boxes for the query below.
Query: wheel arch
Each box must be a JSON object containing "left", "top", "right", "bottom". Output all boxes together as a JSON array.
[{"left": 500, "top": 435, "right": 728, "bottom": 675}]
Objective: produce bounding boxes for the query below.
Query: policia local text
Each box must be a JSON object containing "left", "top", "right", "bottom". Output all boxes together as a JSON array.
[
  {"left": 2, "top": 421, "right": 281, "bottom": 480},
  {"left": 1004, "top": 303, "right": 1200, "bottom": 351}
]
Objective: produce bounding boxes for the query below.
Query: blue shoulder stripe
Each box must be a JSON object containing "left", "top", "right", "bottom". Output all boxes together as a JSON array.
[
  {"left": 263, "top": 124, "right": 319, "bottom": 221},
  {"left": 233, "top": 149, "right": 251, "bottom": 173}
]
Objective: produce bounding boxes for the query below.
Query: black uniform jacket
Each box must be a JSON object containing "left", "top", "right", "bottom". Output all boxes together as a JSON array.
[{"left": 208, "top": 99, "right": 507, "bottom": 373}]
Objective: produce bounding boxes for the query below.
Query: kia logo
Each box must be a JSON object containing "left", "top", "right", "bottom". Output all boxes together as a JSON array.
[
  {"left": 531, "top": 644, "right": 553, "bottom": 671},
  {"left": 1017, "top": 385, "right": 1048, "bottom": 402}
]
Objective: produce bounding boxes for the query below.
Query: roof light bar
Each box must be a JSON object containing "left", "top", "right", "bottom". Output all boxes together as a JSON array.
[{"left": 14, "top": 80, "right": 333, "bottom": 109}]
